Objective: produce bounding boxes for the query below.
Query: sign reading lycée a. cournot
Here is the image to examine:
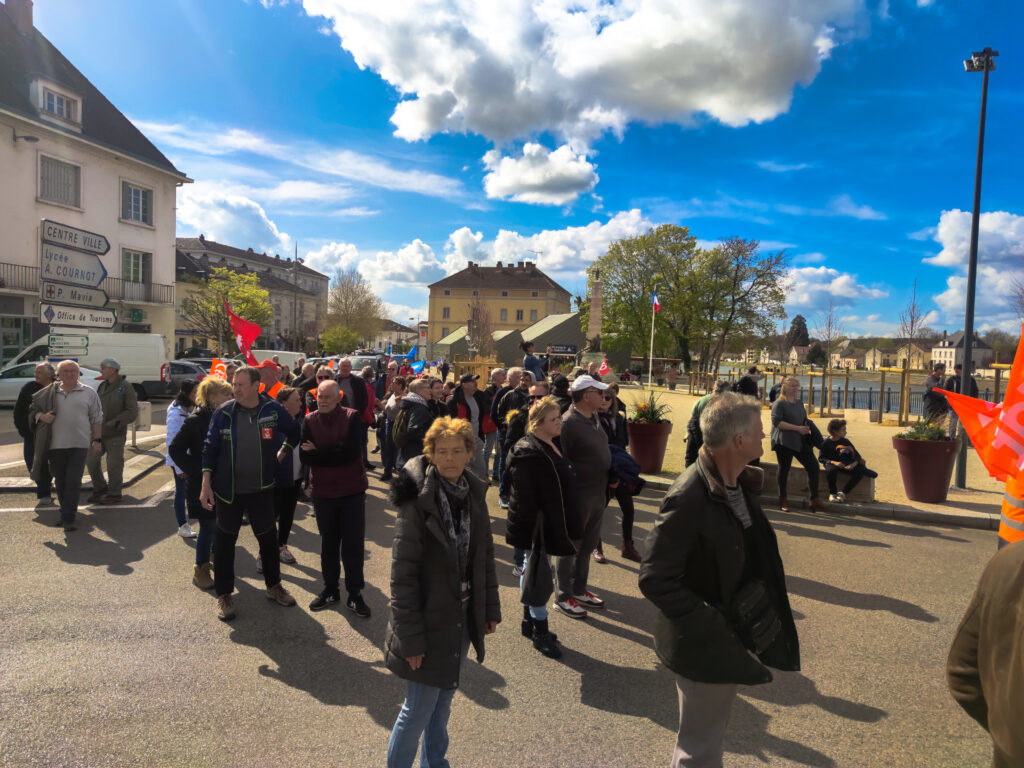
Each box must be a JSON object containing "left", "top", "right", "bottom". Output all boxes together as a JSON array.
[
  {"left": 39, "top": 242, "right": 107, "bottom": 289},
  {"left": 40, "top": 220, "right": 110, "bottom": 255}
]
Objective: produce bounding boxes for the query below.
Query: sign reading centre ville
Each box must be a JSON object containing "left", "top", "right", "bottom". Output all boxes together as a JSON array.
[
  {"left": 40, "top": 220, "right": 110, "bottom": 255},
  {"left": 40, "top": 304, "right": 116, "bottom": 329}
]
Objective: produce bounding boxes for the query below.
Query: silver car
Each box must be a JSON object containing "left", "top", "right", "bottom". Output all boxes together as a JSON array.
[{"left": 0, "top": 362, "right": 102, "bottom": 406}]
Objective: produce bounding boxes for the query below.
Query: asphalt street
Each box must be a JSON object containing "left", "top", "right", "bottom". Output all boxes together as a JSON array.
[{"left": 0, "top": 442, "right": 997, "bottom": 767}]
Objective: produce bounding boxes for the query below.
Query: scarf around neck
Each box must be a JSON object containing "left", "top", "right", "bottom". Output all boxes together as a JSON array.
[{"left": 435, "top": 472, "right": 471, "bottom": 582}]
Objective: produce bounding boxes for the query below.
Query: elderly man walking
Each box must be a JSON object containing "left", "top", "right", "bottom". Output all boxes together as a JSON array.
[
  {"left": 553, "top": 375, "right": 612, "bottom": 619},
  {"left": 640, "top": 392, "right": 799, "bottom": 768},
  {"left": 86, "top": 358, "right": 138, "bottom": 505},
  {"left": 29, "top": 360, "right": 104, "bottom": 531},
  {"left": 15, "top": 362, "right": 55, "bottom": 503}
]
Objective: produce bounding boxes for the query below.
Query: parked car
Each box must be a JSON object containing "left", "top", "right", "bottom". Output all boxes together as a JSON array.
[
  {"left": 181, "top": 358, "right": 215, "bottom": 373},
  {"left": 0, "top": 362, "right": 101, "bottom": 406},
  {"left": 179, "top": 348, "right": 215, "bottom": 359},
  {"left": 168, "top": 360, "right": 207, "bottom": 390}
]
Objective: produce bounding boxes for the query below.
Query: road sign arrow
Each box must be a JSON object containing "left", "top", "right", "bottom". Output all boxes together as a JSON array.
[
  {"left": 39, "top": 243, "right": 107, "bottom": 289},
  {"left": 41, "top": 281, "right": 109, "bottom": 309},
  {"left": 40, "top": 219, "right": 110, "bottom": 255}
]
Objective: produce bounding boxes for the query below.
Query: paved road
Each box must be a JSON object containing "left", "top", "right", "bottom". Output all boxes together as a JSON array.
[{"left": 0, "top": 458, "right": 995, "bottom": 767}]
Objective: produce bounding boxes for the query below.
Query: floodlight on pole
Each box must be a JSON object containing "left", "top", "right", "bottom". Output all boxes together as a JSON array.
[{"left": 954, "top": 47, "right": 997, "bottom": 489}]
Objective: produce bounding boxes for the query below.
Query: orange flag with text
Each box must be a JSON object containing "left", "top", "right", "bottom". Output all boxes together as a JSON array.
[{"left": 209, "top": 358, "right": 228, "bottom": 381}]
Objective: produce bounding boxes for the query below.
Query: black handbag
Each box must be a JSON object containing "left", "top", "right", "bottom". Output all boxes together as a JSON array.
[
  {"left": 804, "top": 418, "right": 824, "bottom": 449},
  {"left": 520, "top": 520, "right": 554, "bottom": 606},
  {"left": 731, "top": 580, "right": 782, "bottom": 654}
]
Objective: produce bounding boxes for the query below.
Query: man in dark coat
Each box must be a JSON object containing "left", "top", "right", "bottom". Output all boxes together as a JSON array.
[
  {"left": 945, "top": 362, "right": 980, "bottom": 439},
  {"left": 923, "top": 362, "right": 949, "bottom": 423},
  {"left": 734, "top": 366, "right": 761, "bottom": 398},
  {"left": 15, "top": 363, "right": 54, "bottom": 503},
  {"left": 640, "top": 391, "right": 799, "bottom": 767}
]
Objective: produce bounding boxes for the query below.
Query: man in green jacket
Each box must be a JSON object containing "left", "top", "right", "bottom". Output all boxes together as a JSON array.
[{"left": 86, "top": 358, "right": 138, "bottom": 505}]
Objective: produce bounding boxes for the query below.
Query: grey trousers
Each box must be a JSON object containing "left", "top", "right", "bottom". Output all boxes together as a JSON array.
[
  {"left": 671, "top": 676, "right": 738, "bottom": 768},
  {"left": 86, "top": 434, "right": 127, "bottom": 495},
  {"left": 554, "top": 489, "right": 606, "bottom": 602}
]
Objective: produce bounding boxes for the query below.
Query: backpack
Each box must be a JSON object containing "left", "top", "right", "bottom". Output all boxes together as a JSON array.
[{"left": 392, "top": 406, "right": 412, "bottom": 450}]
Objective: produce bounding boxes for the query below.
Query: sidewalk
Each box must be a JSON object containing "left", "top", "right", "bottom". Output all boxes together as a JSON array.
[{"left": 624, "top": 387, "right": 1003, "bottom": 531}]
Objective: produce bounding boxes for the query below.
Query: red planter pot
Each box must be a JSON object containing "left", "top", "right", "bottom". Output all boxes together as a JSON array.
[
  {"left": 892, "top": 435, "right": 961, "bottom": 503},
  {"left": 627, "top": 420, "right": 673, "bottom": 475}
]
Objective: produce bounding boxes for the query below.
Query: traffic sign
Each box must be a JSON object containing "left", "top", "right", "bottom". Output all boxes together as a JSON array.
[
  {"left": 41, "top": 281, "right": 108, "bottom": 309},
  {"left": 40, "top": 304, "right": 116, "bottom": 329},
  {"left": 49, "top": 333, "right": 89, "bottom": 347},
  {"left": 40, "top": 243, "right": 107, "bottom": 288},
  {"left": 40, "top": 219, "right": 110, "bottom": 255}
]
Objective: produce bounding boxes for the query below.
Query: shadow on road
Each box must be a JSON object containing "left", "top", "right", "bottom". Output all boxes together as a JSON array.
[
  {"left": 772, "top": 520, "right": 892, "bottom": 549},
  {"left": 745, "top": 670, "right": 888, "bottom": 724},
  {"left": 40, "top": 502, "right": 167, "bottom": 575},
  {"left": 771, "top": 510, "right": 971, "bottom": 544},
  {"left": 726, "top": 695, "right": 838, "bottom": 767},
  {"left": 786, "top": 575, "right": 938, "bottom": 623}
]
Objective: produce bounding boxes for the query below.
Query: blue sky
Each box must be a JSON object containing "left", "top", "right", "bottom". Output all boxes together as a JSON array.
[{"left": 34, "top": 0, "right": 1023, "bottom": 336}]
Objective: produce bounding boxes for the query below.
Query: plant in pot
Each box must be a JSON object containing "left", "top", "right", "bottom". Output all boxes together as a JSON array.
[
  {"left": 892, "top": 419, "right": 960, "bottom": 503},
  {"left": 627, "top": 392, "right": 673, "bottom": 474}
]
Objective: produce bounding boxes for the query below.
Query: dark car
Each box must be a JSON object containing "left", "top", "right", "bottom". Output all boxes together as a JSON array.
[
  {"left": 168, "top": 360, "right": 207, "bottom": 390},
  {"left": 180, "top": 348, "right": 215, "bottom": 359}
]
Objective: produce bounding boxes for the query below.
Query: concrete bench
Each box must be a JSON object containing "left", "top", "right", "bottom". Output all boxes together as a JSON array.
[{"left": 759, "top": 460, "right": 875, "bottom": 503}]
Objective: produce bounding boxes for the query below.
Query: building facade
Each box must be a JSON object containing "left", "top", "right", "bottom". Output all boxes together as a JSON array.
[
  {"left": 0, "top": 0, "right": 189, "bottom": 364},
  {"left": 426, "top": 261, "right": 572, "bottom": 354},
  {"left": 932, "top": 331, "right": 994, "bottom": 371},
  {"left": 175, "top": 236, "right": 329, "bottom": 355},
  {"left": 368, "top": 318, "right": 417, "bottom": 352}
]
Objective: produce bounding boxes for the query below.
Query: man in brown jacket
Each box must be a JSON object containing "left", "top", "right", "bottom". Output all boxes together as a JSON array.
[
  {"left": 947, "top": 540, "right": 1024, "bottom": 767},
  {"left": 86, "top": 358, "right": 138, "bottom": 504}
]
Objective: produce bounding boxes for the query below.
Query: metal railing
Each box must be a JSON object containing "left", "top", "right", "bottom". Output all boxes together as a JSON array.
[{"left": 0, "top": 262, "right": 173, "bottom": 304}]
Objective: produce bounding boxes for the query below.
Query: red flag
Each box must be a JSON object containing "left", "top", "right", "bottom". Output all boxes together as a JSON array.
[
  {"left": 938, "top": 388, "right": 1005, "bottom": 481},
  {"left": 598, "top": 358, "right": 610, "bottom": 376},
  {"left": 223, "top": 298, "right": 261, "bottom": 355}
]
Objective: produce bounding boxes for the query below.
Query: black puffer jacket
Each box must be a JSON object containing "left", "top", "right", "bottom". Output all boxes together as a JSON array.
[
  {"left": 384, "top": 455, "right": 501, "bottom": 690},
  {"left": 506, "top": 434, "right": 580, "bottom": 556},
  {"left": 639, "top": 446, "right": 799, "bottom": 686}
]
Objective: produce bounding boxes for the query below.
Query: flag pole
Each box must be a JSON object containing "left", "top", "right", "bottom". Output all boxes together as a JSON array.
[{"left": 648, "top": 289, "right": 656, "bottom": 389}]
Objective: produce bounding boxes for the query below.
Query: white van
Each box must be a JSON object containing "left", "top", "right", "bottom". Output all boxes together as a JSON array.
[{"left": 9, "top": 329, "right": 171, "bottom": 399}]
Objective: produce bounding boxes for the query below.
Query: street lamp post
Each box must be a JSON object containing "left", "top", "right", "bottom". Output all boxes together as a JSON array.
[{"left": 955, "top": 47, "right": 998, "bottom": 489}]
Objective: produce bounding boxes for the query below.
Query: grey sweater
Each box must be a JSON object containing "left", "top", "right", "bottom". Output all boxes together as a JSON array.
[
  {"left": 561, "top": 406, "right": 611, "bottom": 490},
  {"left": 771, "top": 399, "right": 808, "bottom": 453}
]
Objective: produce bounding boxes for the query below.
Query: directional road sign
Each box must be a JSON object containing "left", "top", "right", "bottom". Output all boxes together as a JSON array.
[
  {"left": 40, "top": 220, "right": 110, "bottom": 255},
  {"left": 40, "top": 304, "right": 116, "bottom": 329},
  {"left": 49, "top": 333, "right": 89, "bottom": 347},
  {"left": 39, "top": 243, "right": 107, "bottom": 289},
  {"left": 41, "top": 281, "right": 108, "bottom": 309}
]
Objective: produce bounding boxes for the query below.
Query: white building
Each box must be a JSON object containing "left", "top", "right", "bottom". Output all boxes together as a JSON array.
[
  {"left": 0, "top": 0, "right": 190, "bottom": 364},
  {"left": 931, "top": 330, "right": 994, "bottom": 371}
]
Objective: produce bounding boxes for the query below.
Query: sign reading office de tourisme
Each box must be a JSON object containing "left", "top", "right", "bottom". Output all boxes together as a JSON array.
[{"left": 39, "top": 219, "right": 116, "bottom": 329}]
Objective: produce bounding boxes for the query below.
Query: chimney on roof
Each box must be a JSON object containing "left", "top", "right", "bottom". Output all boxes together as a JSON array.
[
  {"left": 517, "top": 261, "right": 524, "bottom": 268},
  {"left": 6, "top": 0, "right": 33, "bottom": 37},
  {"left": 198, "top": 234, "right": 206, "bottom": 242},
  {"left": 496, "top": 261, "right": 502, "bottom": 269}
]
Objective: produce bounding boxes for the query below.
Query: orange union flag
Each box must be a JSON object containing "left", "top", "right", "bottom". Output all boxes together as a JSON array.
[{"left": 210, "top": 358, "right": 228, "bottom": 381}]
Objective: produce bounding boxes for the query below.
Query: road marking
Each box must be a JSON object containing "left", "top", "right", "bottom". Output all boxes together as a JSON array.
[
  {"left": 0, "top": 433, "right": 167, "bottom": 472},
  {"left": 0, "top": 479, "right": 176, "bottom": 514}
]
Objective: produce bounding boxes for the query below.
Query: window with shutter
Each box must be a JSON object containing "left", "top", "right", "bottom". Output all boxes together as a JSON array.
[{"left": 39, "top": 156, "right": 81, "bottom": 207}]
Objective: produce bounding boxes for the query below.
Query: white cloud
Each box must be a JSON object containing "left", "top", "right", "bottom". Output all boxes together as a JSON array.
[
  {"left": 784, "top": 266, "right": 889, "bottom": 310},
  {"left": 907, "top": 226, "right": 936, "bottom": 241},
  {"left": 303, "top": 241, "right": 361, "bottom": 275},
  {"left": 776, "top": 194, "right": 886, "bottom": 221},
  {"left": 383, "top": 301, "right": 429, "bottom": 326},
  {"left": 759, "top": 240, "right": 798, "bottom": 251},
  {"left": 921, "top": 309, "right": 941, "bottom": 325},
  {"left": 866, "top": 313, "right": 881, "bottom": 322},
  {"left": 358, "top": 239, "right": 447, "bottom": 296},
  {"left": 756, "top": 160, "right": 811, "bottom": 173},
  {"left": 302, "top": 0, "right": 864, "bottom": 146},
  {"left": 793, "top": 252, "right": 826, "bottom": 264},
  {"left": 177, "top": 184, "right": 292, "bottom": 255},
  {"left": 482, "top": 143, "right": 598, "bottom": 205}
]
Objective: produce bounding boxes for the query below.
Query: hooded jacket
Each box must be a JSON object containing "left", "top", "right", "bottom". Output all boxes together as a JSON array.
[
  {"left": 639, "top": 446, "right": 799, "bottom": 685},
  {"left": 384, "top": 455, "right": 501, "bottom": 689},
  {"left": 506, "top": 434, "right": 580, "bottom": 556},
  {"left": 397, "top": 393, "right": 434, "bottom": 464}
]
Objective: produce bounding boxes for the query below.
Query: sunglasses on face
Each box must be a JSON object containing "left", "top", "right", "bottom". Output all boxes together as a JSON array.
[{"left": 529, "top": 395, "right": 543, "bottom": 401}]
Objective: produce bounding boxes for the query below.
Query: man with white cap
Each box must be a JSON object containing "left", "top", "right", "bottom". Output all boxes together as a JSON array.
[
  {"left": 554, "top": 374, "right": 612, "bottom": 619},
  {"left": 86, "top": 358, "right": 138, "bottom": 505}
]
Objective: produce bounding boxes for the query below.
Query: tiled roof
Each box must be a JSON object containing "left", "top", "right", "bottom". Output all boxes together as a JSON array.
[
  {"left": 934, "top": 331, "right": 990, "bottom": 350},
  {"left": 0, "top": 6, "right": 185, "bottom": 177},
  {"left": 430, "top": 261, "right": 569, "bottom": 294},
  {"left": 379, "top": 318, "right": 416, "bottom": 333},
  {"left": 177, "top": 252, "right": 319, "bottom": 297},
  {"left": 176, "top": 236, "right": 328, "bottom": 282}
]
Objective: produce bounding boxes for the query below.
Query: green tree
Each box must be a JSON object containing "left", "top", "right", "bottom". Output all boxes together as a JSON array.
[
  {"left": 806, "top": 340, "right": 827, "bottom": 365},
  {"left": 785, "top": 314, "right": 810, "bottom": 349},
  {"left": 321, "top": 325, "right": 360, "bottom": 355},
  {"left": 180, "top": 267, "right": 273, "bottom": 351},
  {"left": 327, "top": 267, "right": 385, "bottom": 345}
]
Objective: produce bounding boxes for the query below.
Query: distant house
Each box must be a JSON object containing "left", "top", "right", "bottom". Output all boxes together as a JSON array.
[
  {"left": 895, "top": 343, "right": 930, "bottom": 371},
  {"left": 864, "top": 345, "right": 897, "bottom": 371},
  {"left": 789, "top": 345, "right": 810, "bottom": 364},
  {"left": 932, "top": 330, "right": 994, "bottom": 371},
  {"left": 836, "top": 350, "right": 863, "bottom": 370}
]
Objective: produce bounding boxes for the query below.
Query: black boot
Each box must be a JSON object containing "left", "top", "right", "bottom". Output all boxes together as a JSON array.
[
  {"left": 521, "top": 604, "right": 533, "bottom": 638},
  {"left": 532, "top": 620, "right": 562, "bottom": 659}
]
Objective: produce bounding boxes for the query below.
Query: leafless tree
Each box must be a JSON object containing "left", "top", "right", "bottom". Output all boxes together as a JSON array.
[
  {"left": 898, "top": 280, "right": 926, "bottom": 349},
  {"left": 326, "top": 267, "right": 384, "bottom": 345},
  {"left": 466, "top": 298, "right": 495, "bottom": 358},
  {"left": 1012, "top": 275, "right": 1024, "bottom": 322},
  {"left": 814, "top": 299, "right": 846, "bottom": 414}
]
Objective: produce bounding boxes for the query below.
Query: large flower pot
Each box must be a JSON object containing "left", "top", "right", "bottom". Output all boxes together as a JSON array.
[
  {"left": 627, "top": 421, "right": 673, "bottom": 474},
  {"left": 892, "top": 436, "right": 961, "bottom": 503}
]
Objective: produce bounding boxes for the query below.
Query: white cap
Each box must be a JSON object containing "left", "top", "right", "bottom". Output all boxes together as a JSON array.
[{"left": 570, "top": 374, "right": 609, "bottom": 392}]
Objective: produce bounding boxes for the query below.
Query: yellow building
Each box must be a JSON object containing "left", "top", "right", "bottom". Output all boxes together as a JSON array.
[{"left": 427, "top": 260, "right": 571, "bottom": 352}]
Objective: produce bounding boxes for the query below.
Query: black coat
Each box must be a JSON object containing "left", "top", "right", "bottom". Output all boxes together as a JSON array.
[
  {"left": 168, "top": 406, "right": 216, "bottom": 520},
  {"left": 397, "top": 397, "right": 435, "bottom": 464},
  {"left": 639, "top": 447, "right": 799, "bottom": 685},
  {"left": 385, "top": 455, "right": 501, "bottom": 689},
  {"left": 14, "top": 380, "right": 43, "bottom": 438},
  {"left": 506, "top": 434, "right": 580, "bottom": 556},
  {"left": 447, "top": 385, "right": 489, "bottom": 438}
]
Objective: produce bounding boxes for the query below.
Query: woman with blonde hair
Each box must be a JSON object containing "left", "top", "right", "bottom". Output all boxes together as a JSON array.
[
  {"left": 385, "top": 416, "right": 501, "bottom": 767},
  {"left": 506, "top": 396, "right": 581, "bottom": 659},
  {"left": 168, "top": 377, "right": 235, "bottom": 589},
  {"left": 770, "top": 376, "right": 824, "bottom": 512}
]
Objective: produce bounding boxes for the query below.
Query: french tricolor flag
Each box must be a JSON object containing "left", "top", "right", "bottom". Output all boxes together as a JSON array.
[{"left": 652, "top": 291, "right": 661, "bottom": 312}]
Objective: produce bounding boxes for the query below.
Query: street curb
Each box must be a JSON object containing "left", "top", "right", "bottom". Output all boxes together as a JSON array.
[
  {"left": 640, "top": 476, "right": 999, "bottom": 531},
  {"left": 0, "top": 451, "right": 166, "bottom": 494}
]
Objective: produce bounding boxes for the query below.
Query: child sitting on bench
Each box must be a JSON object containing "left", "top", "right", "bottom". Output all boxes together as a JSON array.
[{"left": 819, "top": 419, "right": 877, "bottom": 503}]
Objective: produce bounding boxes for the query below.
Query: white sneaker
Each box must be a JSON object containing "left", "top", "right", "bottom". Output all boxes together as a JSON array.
[
  {"left": 177, "top": 523, "right": 197, "bottom": 538},
  {"left": 828, "top": 494, "right": 840, "bottom": 503},
  {"left": 837, "top": 491, "right": 846, "bottom": 503}
]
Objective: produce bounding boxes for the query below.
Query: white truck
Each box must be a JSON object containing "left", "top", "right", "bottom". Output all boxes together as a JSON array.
[{"left": 8, "top": 329, "right": 171, "bottom": 399}]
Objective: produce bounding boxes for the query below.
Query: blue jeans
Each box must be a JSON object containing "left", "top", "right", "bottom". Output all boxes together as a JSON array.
[
  {"left": 195, "top": 518, "right": 214, "bottom": 566},
  {"left": 519, "top": 549, "right": 549, "bottom": 620},
  {"left": 172, "top": 473, "right": 188, "bottom": 527},
  {"left": 483, "top": 430, "right": 498, "bottom": 478},
  {"left": 387, "top": 604, "right": 471, "bottom": 768}
]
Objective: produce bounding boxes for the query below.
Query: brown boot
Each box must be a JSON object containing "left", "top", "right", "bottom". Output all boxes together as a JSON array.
[
  {"left": 621, "top": 540, "right": 642, "bottom": 562},
  {"left": 217, "top": 594, "right": 235, "bottom": 621},
  {"left": 809, "top": 497, "right": 826, "bottom": 513},
  {"left": 266, "top": 583, "right": 297, "bottom": 607},
  {"left": 779, "top": 496, "right": 790, "bottom": 512},
  {"left": 192, "top": 563, "right": 214, "bottom": 590}
]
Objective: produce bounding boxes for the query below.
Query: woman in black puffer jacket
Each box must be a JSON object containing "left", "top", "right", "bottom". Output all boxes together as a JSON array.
[
  {"left": 168, "top": 377, "right": 234, "bottom": 590},
  {"left": 506, "top": 396, "right": 581, "bottom": 659}
]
